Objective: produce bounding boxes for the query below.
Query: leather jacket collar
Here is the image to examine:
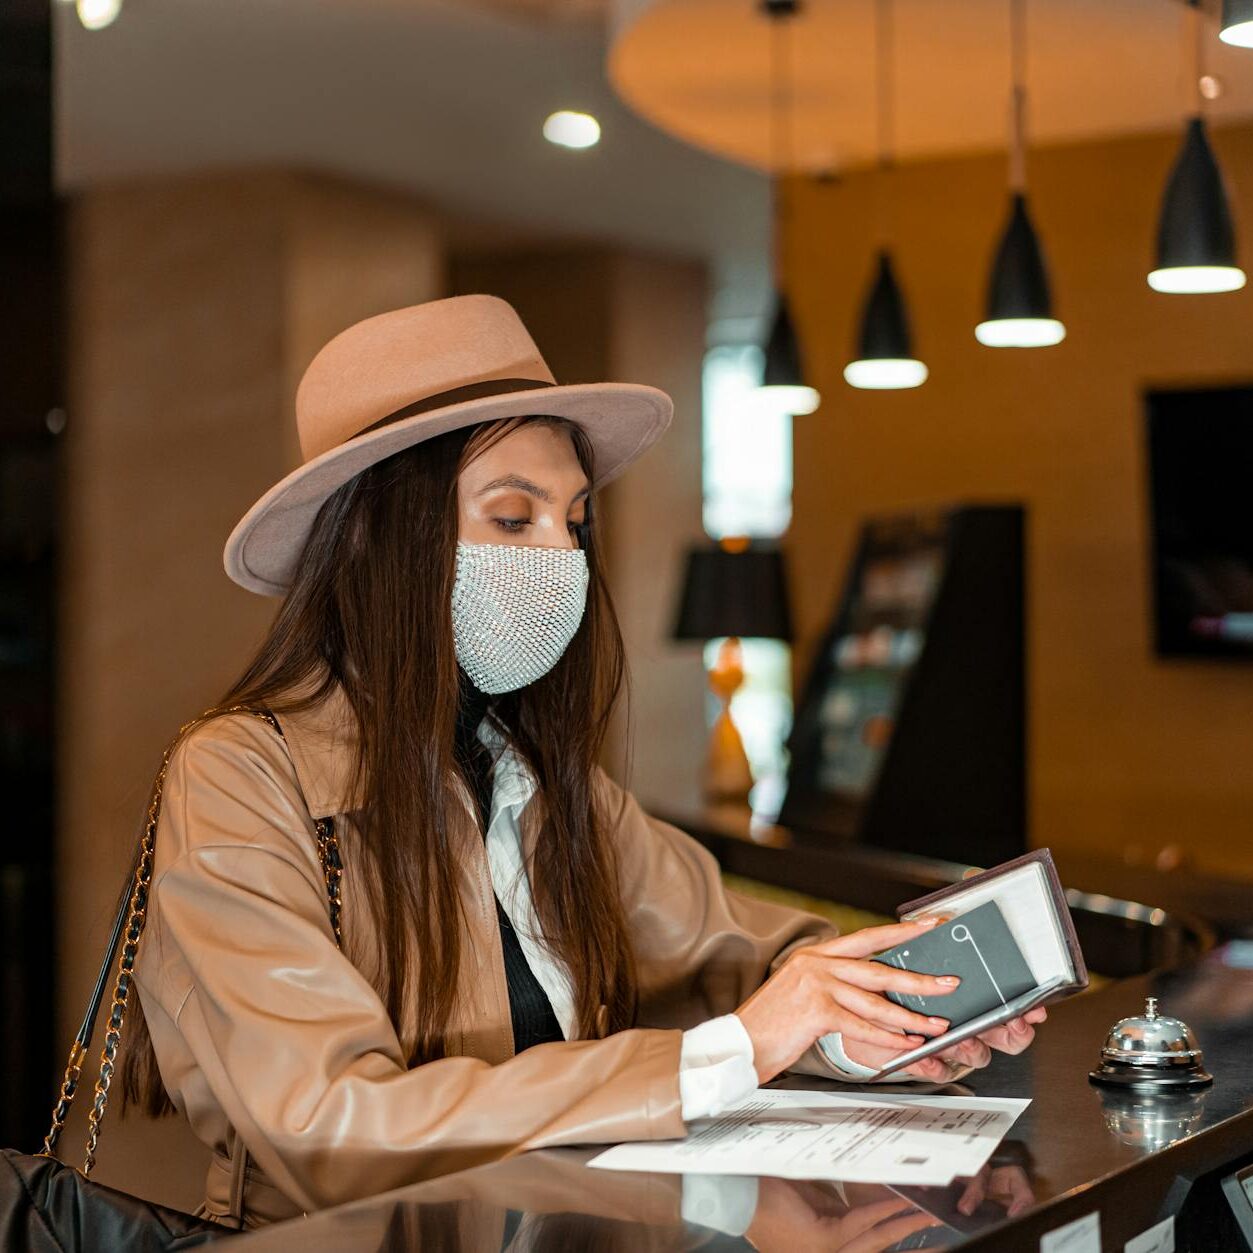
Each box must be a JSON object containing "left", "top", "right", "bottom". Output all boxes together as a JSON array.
[{"left": 272, "top": 674, "right": 535, "bottom": 821}]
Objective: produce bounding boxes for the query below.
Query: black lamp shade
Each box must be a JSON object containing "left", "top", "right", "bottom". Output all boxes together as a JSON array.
[
  {"left": 762, "top": 292, "right": 806, "bottom": 388},
  {"left": 855, "top": 251, "right": 914, "bottom": 360},
  {"left": 1155, "top": 116, "right": 1238, "bottom": 271},
  {"left": 985, "top": 193, "right": 1054, "bottom": 321},
  {"left": 1222, "top": 0, "right": 1253, "bottom": 45},
  {"left": 672, "top": 545, "right": 793, "bottom": 642}
]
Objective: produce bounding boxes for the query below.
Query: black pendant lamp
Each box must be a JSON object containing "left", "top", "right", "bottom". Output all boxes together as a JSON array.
[
  {"left": 754, "top": 0, "right": 819, "bottom": 417},
  {"left": 976, "top": 0, "right": 1065, "bottom": 348},
  {"left": 1149, "top": 117, "right": 1245, "bottom": 293},
  {"left": 845, "top": 0, "right": 927, "bottom": 389},
  {"left": 845, "top": 251, "right": 927, "bottom": 389},
  {"left": 1221, "top": 0, "right": 1253, "bottom": 47},
  {"left": 1150, "top": 3, "right": 1246, "bottom": 293},
  {"left": 762, "top": 292, "right": 815, "bottom": 404}
]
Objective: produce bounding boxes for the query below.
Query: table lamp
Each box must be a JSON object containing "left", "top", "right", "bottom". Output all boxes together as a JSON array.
[{"left": 671, "top": 538, "right": 793, "bottom": 804}]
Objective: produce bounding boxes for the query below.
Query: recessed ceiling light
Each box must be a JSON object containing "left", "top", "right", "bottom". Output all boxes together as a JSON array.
[
  {"left": 543, "top": 111, "right": 601, "bottom": 150},
  {"left": 75, "top": 0, "right": 122, "bottom": 29}
]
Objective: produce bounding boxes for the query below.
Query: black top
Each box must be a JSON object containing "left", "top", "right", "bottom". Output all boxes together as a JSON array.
[{"left": 453, "top": 669, "right": 564, "bottom": 1054}]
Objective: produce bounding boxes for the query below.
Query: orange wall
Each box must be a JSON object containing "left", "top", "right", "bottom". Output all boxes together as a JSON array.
[{"left": 784, "top": 123, "right": 1253, "bottom": 879}]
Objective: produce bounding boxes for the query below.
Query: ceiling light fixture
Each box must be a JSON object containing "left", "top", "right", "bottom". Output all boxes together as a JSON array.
[
  {"left": 1149, "top": 2, "right": 1246, "bottom": 294},
  {"left": 845, "top": 0, "right": 927, "bottom": 390},
  {"left": 74, "top": 0, "right": 122, "bottom": 29},
  {"left": 976, "top": 0, "right": 1065, "bottom": 349},
  {"left": 754, "top": 0, "right": 820, "bottom": 418},
  {"left": 542, "top": 111, "right": 601, "bottom": 149}
]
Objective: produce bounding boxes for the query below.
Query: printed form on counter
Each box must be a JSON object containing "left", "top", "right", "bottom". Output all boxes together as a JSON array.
[{"left": 588, "top": 1089, "right": 1031, "bottom": 1187}]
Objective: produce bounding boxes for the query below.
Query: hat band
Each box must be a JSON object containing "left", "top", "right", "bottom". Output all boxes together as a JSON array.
[{"left": 357, "top": 376, "right": 558, "bottom": 438}]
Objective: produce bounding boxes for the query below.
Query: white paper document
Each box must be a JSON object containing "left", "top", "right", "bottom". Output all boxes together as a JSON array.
[{"left": 588, "top": 1089, "right": 1030, "bottom": 1187}]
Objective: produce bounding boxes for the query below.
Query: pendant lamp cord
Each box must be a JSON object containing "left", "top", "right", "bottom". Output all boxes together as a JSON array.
[
  {"left": 767, "top": 2, "right": 797, "bottom": 287},
  {"left": 1008, "top": 0, "right": 1027, "bottom": 192},
  {"left": 1188, "top": 0, "right": 1205, "bottom": 118},
  {"left": 874, "top": 0, "right": 895, "bottom": 245}
]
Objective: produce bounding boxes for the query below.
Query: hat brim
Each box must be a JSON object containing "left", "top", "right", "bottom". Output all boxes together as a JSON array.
[{"left": 223, "top": 381, "right": 673, "bottom": 595}]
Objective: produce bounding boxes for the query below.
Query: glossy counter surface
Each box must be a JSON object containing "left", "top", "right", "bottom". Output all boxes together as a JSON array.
[{"left": 234, "top": 952, "right": 1253, "bottom": 1251}]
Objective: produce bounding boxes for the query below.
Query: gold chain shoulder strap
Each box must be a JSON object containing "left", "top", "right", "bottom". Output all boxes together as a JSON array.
[{"left": 40, "top": 705, "right": 343, "bottom": 1174}]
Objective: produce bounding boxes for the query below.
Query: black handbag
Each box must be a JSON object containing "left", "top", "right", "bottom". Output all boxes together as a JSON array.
[{"left": 0, "top": 707, "right": 342, "bottom": 1250}]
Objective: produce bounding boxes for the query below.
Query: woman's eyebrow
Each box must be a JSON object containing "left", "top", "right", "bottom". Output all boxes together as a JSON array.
[{"left": 477, "top": 474, "right": 590, "bottom": 503}]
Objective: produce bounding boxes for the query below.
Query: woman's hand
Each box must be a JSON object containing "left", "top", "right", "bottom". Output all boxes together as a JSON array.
[
  {"left": 841, "top": 1006, "right": 1049, "bottom": 1080},
  {"left": 745, "top": 1179, "right": 942, "bottom": 1253},
  {"left": 735, "top": 919, "right": 961, "bottom": 1084}
]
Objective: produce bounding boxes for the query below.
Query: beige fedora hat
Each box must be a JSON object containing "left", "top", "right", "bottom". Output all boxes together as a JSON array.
[{"left": 224, "top": 293, "right": 673, "bottom": 595}]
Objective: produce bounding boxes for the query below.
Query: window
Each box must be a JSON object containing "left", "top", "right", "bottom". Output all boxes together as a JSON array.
[{"left": 700, "top": 343, "right": 794, "bottom": 817}]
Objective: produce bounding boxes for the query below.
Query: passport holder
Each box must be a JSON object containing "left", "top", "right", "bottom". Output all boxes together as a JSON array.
[{"left": 873, "top": 900, "right": 1038, "bottom": 1026}]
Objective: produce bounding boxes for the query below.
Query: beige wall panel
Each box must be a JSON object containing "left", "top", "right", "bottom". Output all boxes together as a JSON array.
[
  {"left": 59, "top": 169, "right": 290, "bottom": 1206},
  {"left": 59, "top": 169, "right": 445, "bottom": 1209},
  {"left": 603, "top": 250, "right": 709, "bottom": 808}
]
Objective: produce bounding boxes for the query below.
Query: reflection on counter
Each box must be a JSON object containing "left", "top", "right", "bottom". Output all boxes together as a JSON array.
[
  {"left": 1097, "top": 1087, "right": 1210, "bottom": 1152},
  {"left": 229, "top": 958, "right": 1253, "bottom": 1253},
  {"left": 235, "top": 1158, "right": 1039, "bottom": 1252}
]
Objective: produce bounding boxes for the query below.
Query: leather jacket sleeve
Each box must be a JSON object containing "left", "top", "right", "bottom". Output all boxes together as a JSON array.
[
  {"left": 598, "top": 771, "right": 838, "bottom": 1027},
  {"left": 597, "top": 773, "right": 966, "bottom": 1085},
  {"left": 137, "top": 716, "right": 687, "bottom": 1214}
]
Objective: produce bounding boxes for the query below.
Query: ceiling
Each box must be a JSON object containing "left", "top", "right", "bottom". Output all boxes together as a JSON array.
[
  {"left": 54, "top": 0, "right": 1245, "bottom": 341},
  {"left": 53, "top": 0, "right": 770, "bottom": 335},
  {"left": 609, "top": 0, "right": 1253, "bottom": 173}
]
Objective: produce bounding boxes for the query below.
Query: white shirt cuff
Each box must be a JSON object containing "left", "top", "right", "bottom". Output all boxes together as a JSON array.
[
  {"left": 680, "top": 1173, "right": 759, "bottom": 1236},
  {"left": 818, "top": 1031, "right": 919, "bottom": 1082},
  {"left": 678, "top": 1013, "right": 758, "bottom": 1120}
]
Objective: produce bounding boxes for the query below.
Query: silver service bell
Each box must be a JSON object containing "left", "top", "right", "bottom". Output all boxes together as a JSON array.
[{"left": 1089, "top": 996, "right": 1213, "bottom": 1092}]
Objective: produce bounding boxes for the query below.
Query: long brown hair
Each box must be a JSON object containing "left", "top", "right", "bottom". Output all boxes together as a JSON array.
[{"left": 122, "top": 414, "right": 636, "bottom": 1116}]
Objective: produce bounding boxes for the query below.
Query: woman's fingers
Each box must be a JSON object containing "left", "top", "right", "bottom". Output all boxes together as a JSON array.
[
  {"left": 957, "top": 1171, "right": 987, "bottom": 1216},
  {"left": 938, "top": 1036, "right": 993, "bottom": 1070},
  {"left": 901, "top": 1055, "right": 953, "bottom": 1081},
  {"left": 835, "top": 1198, "right": 919, "bottom": 1241},
  {"left": 829, "top": 1008, "right": 929, "bottom": 1054},
  {"left": 987, "top": 1166, "right": 1035, "bottom": 1217},
  {"left": 828, "top": 956, "right": 961, "bottom": 1001},
  {"left": 976, "top": 1021, "right": 1035, "bottom": 1055},
  {"left": 812, "top": 918, "right": 945, "bottom": 960},
  {"left": 845, "top": 1211, "right": 943, "bottom": 1253},
  {"left": 833, "top": 982, "right": 949, "bottom": 1038}
]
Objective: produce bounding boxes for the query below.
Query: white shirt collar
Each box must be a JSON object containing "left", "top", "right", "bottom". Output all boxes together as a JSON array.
[{"left": 476, "top": 715, "right": 537, "bottom": 819}]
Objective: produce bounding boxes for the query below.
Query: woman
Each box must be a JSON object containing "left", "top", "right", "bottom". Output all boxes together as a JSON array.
[{"left": 124, "top": 295, "right": 1045, "bottom": 1228}]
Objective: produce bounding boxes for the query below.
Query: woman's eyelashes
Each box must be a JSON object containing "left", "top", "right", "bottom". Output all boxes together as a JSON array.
[{"left": 490, "top": 517, "right": 588, "bottom": 535}]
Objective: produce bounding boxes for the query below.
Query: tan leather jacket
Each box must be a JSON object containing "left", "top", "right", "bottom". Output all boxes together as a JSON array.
[{"left": 133, "top": 679, "right": 859, "bottom": 1227}]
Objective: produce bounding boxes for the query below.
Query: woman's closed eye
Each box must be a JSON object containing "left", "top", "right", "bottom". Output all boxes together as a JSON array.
[{"left": 491, "top": 517, "right": 588, "bottom": 536}]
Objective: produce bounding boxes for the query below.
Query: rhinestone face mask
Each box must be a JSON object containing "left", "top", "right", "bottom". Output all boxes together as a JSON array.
[{"left": 451, "top": 541, "right": 590, "bottom": 695}]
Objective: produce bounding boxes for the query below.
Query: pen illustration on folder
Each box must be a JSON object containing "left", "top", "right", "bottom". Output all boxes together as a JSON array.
[{"left": 952, "top": 923, "right": 1007, "bottom": 1005}]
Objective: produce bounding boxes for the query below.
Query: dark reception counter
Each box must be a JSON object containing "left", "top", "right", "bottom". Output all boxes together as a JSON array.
[
  {"left": 651, "top": 799, "right": 1230, "bottom": 976},
  {"left": 231, "top": 954, "right": 1253, "bottom": 1251},
  {"left": 224, "top": 802, "right": 1253, "bottom": 1251}
]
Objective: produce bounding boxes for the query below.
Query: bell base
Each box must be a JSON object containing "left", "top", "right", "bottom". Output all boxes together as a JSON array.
[{"left": 1089, "top": 1063, "right": 1213, "bottom": 1092}]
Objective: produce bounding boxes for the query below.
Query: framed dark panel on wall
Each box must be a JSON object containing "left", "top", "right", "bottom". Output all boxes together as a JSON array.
[
  {"left": 778, "top": 504, "right": 1026, "bottom": 870},
  {"left": 1146, "top": 384, "right": 1253, "bottom": 661}
]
